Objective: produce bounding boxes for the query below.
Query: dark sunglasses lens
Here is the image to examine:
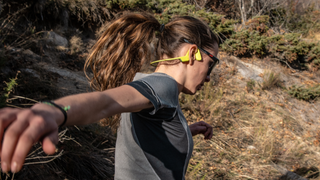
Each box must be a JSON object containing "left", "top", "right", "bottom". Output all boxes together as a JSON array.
[{"left": 207, "top": 61, "right": 217, "bottom": 76}]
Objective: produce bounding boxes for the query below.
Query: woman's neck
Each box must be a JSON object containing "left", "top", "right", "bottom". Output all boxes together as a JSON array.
[{"left": 154, "top": 65, "right": 186, "bottom": 94}]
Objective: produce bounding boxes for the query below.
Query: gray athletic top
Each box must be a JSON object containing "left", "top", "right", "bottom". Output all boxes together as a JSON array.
[{"left": 115, "top": 72, "right": 194, "bottom": 180}]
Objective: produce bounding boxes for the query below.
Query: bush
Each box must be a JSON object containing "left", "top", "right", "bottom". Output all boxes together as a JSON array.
[
  {"left": 221, "top": 16, "right": 320, "bottom": 71},
  {"left": 0, "top": 72, "right": 19, "bottom": 108},
  {"left": 286, "top": 8, "right": 320, "bottom": 36},
  {"left": 288, "top": 84, "right": 320, "bottom": 101}
]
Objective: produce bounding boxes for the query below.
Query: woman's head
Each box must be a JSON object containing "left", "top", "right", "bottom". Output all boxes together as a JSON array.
[
  {"left": 156, "top": 16, "right": 219, "bottom": 95},
  {"left": 158, "top": 16, "right": 219, "bottom": 60}
]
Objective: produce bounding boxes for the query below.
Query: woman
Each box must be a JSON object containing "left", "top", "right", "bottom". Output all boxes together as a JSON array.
[{"left": 0, "top": 12, "right": 219, "bottom": 179}]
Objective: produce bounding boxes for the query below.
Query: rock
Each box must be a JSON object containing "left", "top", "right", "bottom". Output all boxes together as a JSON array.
[
  {"left": 22, "top": 49, "right": 35, "bottom": 56},
  {"left": 280, "top": 171, "right": 308, "bottom": 180},
  {"left": 0, "top": 67, "right": 14, "bottom": 75},
  {"left": 23, "top": 68, "right": 40, "bottom": 78},
  {"left": 43, "top": 31, "right": 68, "bottom": 47},
  {"left": 247, "top": 145, "right": 256, "bottom": 150},
  {"left": 223, "top": 56, "right": 263, "bottom": 82},
  {"left": 272, "top": 163, "right": 308, "bottom": 180},
  {"left": 22, "top": 49, "right": 41, "bottom": 61}
]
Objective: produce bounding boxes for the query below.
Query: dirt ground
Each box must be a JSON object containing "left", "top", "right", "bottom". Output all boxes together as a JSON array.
[{"left": 1, "top": 32, "right": 320, "bottom": 179}]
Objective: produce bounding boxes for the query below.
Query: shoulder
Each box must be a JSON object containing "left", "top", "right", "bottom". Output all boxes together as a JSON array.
[
  {"left": 127, "top": 73, "right": 179, "bottom": 115},
  {"left": 132, "top": 72, "right": 178, "bottom": 94}
]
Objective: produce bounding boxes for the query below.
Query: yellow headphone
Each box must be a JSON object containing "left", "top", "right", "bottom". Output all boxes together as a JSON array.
[{"left": 150, "top": 49, "right": 202, "bottom": 66}]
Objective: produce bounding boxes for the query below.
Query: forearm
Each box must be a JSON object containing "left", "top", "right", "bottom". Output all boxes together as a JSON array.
[
  {"left": 31, "top": 85, "right": 152, "bottom": 127},
  {"left": 31, "top": 91, "right": 111, "bottom": 126},
  {"left": 55, "top": 91, "right": 114, "bottom": 126}
]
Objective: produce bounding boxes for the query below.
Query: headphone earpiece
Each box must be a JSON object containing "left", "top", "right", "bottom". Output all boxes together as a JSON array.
[
  {"left": 150, "top": 48, "right": 202, "bottom": 66},
  {"left": 195, "top": 49, "right": 202, "bottom": 61}
]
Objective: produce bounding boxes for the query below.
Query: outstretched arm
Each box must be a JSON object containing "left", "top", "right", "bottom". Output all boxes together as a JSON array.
[
  {"left": 189, "top": 121, "right": 213, "bottom": 140},
  {"left": 0, "top": 85, "right": 152, "bottom": 173}
]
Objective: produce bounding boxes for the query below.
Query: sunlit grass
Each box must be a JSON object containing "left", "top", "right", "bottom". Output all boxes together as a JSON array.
[{"left": 184, "top": 67, "right": 320, "bottom": 179}]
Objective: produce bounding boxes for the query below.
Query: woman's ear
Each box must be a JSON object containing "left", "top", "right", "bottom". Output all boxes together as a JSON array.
[{"left": 188, "top": 45, "right": 198, "bottom": 65}]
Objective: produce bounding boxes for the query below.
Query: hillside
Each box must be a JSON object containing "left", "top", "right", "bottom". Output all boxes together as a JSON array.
[
  {"left": 1, "top": 0, "right": 320, "bottom": 179},
  {"left": 184, "top": 54, "right": 320, "bottom": 179}
]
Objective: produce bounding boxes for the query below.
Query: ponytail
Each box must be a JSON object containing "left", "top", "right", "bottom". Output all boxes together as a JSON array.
[{"left": 84, "top": 12, "right": 161, "bottom": 91}]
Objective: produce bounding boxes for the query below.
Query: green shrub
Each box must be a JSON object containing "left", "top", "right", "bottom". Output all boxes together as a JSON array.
[
  {"left": 288, "top": 84, "right": 320, "bottom": 101},
  {"left": 221, "top": 15, "right": 320, "bottom": 70},
  {"left": 0, "top": 72, "right": 19, "bottom": 108},
  {"left": 267, "top": 4, "right": 320, "bottom": 36},
  {"left": 246, "top": 79, "right": 256, "bottom": 92},
  {"left": 147, "top": 0, "right": 235, "bottom": 37},
  {"left": 287, "top": 8, "right": 320, "bottom": 36},
  {"left": 246, "top": 15, "right": 270, "bottom": 33}
]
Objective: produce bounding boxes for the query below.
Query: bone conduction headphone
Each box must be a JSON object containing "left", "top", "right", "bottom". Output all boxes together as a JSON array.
[{"left": 150, "top": 39, "right": 220, "bottom": 76}]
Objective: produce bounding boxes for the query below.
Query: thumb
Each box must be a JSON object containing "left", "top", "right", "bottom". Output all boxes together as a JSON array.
[{"left": 42, "top": 131, "right": 58, "bottom": 155}]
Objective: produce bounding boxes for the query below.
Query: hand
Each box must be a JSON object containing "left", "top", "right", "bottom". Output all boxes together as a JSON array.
[
  {"left": 189, "top": 121, "right": 213, "bottom": 140},
  {"left": 0, "top": 104, "right": 62, "bottom": 173}
]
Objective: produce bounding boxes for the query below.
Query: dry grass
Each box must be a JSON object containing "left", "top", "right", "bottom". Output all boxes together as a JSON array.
[
  {"left": 315, "top": 33, "right": 320, "bottom": 41},
  {"left": 0, "top": 96, "right": 116, "bottom": 180},
  {"left": 0, "top": 4, "right": 42, "bottom": 49},
  {"left": 1, "top": 124, "right": 115, "bottom": 180},
  {"left": 46, "top": 0, "right": 112, "bottom": 27},
  {"left": 260, "top": 70, "right": 282, "bottom": 90},
  {"left": 70, "top": 35, "right": 84, "bottom": 54},
  {"left": 183, "top": 62, "right": 320, "bottom": 180}
]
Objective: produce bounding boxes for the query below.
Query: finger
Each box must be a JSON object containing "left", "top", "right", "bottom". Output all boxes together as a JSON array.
[
  {"left": 42, "top": 130, "right": 59, "bottom": 155},
  {"left": 203, "top": 126, "right": 212, "bottom": 139},
  {"left": 208, "top": 126, "right": 213, "bottom": 139},
  {"left": 203, "top": 127, "right": 210, "bottom": 138},
  {"left": 0, "top": 108, "right": 20, "bottom": 153},
  {"left": 11, "top": 115, "right": 56, "bottom": 173},
  {"left": 204, "top": 128, "right": 213, "bottom": 139},
  {"left": 200, "top": 122, "right": 212, "bottom": 139},
  {"left": 201, "top": 121, "right": 212, "bottom": 129},
  {"left": 1, "top": 117, "right": 29, "bottom": 172}
]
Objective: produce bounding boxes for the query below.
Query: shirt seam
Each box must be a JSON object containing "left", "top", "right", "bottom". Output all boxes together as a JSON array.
[{"left": 177, "top": 108, "right": 191, "bottom": 179}]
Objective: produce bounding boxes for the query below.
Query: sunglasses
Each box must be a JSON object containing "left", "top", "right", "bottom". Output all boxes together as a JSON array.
[{"left": 183, "top": 39, "right": 220, "bottom": 76}]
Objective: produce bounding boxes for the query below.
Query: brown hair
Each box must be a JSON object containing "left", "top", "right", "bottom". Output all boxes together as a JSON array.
[
  {"left": 84, "top": 12, "right": 218, "bottom": 130},
  {"left": 85, "top": 12, "right": 160, "bottom": 91},
  {"left": 158, "top": 16, "right": 219, "bottom": 60}
]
